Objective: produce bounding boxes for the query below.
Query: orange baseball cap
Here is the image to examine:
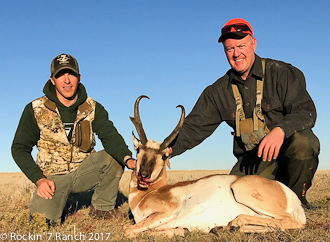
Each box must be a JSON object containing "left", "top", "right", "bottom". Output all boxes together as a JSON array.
[{"left": 218, "top": 18, "right": 254, "bottom": 43}]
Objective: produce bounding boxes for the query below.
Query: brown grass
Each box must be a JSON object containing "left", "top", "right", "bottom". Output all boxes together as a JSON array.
[{"left": 0, "top": 170, "right": 329, "bottom": 241}]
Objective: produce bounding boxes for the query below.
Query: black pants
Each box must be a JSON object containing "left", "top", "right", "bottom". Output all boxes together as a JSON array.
[{"left": 230, "top": 129, "right": 320, "bottom": 205}]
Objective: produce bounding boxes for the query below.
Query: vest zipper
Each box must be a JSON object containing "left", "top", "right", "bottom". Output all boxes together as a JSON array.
[
  {"left": 68, "top": 122, "right": 82, "bottom": 172},
  {"left": 68, "top": 141, "right": 74, "bottom": 172}
]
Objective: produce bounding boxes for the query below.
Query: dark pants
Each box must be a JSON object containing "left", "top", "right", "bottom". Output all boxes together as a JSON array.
[{"left": 230, "top": 129, "right": 320, "bottom": 205}]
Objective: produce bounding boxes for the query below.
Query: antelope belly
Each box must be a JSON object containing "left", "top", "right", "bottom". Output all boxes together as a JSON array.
[{"left": 161, "top": 175, "right": 255, "bottom": 232}]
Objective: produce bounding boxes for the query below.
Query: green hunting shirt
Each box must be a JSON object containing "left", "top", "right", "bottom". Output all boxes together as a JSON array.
[
  {"left": 12, "top": 80, "right": 132, "bottom": 184},
  {"left": 171, "top": 54, "right": 317, "bottom": 158}
]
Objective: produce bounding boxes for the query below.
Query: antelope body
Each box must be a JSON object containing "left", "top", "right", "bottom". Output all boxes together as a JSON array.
[{"left": 124, "top": 95, "right": 306, "bottom": 237}]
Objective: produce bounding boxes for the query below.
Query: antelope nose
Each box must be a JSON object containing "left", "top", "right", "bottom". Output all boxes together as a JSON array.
[{"left": 141, "top": 172, "right": 149, "bottom": 178}]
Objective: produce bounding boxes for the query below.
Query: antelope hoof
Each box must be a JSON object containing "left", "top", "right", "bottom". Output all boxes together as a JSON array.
[
  {"left": 123, "top": 224, "right": 137, "bottom": 238},
  {"left": 209, "top": 226, "right": 224, "bottom": 236},
  {"left": 229, "top": 226, "right": 240, "bottom": 232}
]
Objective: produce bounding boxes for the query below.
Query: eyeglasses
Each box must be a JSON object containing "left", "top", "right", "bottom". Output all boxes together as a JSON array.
[{"left": 221, "top": 23, "right": 252, "bottom": 35}]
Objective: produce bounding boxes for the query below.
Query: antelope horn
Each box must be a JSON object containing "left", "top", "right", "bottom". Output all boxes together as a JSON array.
[
  {"left": 160, "top": 105, "right": 185, "bottom": 150},
  {"left": 130, "top": 95, "right": 149, "bottom": 145}
]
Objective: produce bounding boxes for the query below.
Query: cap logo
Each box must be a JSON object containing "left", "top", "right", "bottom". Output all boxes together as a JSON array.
[{"left": 57, "top": 54, "right": 70, "bottom": 65}]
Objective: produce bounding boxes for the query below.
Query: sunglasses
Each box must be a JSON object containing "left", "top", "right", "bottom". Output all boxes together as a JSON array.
[{"left": 221, "top": 23, "right": 252, "bottom": 35}]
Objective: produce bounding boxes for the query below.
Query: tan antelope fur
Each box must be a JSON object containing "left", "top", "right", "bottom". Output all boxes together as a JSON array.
[{"left": 124, "top": 95, "right": 306, "bottom": 237}]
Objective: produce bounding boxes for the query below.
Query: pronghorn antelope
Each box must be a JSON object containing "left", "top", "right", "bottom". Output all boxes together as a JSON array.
[{"left": 124, "top": 95, "right": 306, "bottom": 237}]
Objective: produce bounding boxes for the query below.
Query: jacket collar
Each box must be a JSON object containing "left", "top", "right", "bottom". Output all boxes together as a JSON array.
[
  {"left": 44, "top": 97, "right": 93, "bottom": 122},
  {"left": 226, "top": 54, "right": 263, "bottom": 90}
]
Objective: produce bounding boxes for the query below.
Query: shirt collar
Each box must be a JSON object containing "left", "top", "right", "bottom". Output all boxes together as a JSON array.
[{"left": 226, "top": 54, "right": 263, "bottom": 90}]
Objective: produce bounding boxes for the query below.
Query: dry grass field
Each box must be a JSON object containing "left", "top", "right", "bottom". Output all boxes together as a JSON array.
[{"left": 0, "top": 170, "right": 329, "bottom": 242}]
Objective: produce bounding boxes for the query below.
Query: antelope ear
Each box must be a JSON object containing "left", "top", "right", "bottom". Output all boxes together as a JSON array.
[
  {"left": 132, "top": 132, "right": 141, "bottom": 150},
  {"left": 163, "top": 148, "right": 171, "bottom": 168},
  {"left": 166, "top": 159, "right": 171, "bottom": 169},
  {"left": 164, "top": 147, "right": 171, "bottom": 157}
]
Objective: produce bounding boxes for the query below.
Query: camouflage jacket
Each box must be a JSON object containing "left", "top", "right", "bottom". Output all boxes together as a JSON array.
[{"left": 32, "top": 96, "right": 96, "bottom": 176}]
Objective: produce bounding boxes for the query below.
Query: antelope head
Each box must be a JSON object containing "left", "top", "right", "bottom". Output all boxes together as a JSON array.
[{"left": 130, "top": 95, "right": 185, "bottom": 189}]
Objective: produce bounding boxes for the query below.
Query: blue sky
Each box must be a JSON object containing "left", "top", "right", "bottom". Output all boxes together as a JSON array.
[{"left": 1, "top": 1, "right": 329, "bottom": 173}]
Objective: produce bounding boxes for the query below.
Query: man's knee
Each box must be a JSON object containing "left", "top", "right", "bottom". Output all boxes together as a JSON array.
[
  {"left": 111, "top": 159, "right": 124, "bottom": 178},
  {"left": 95, "top": 150, "right": 124, "bottom": 175},
  {"left": 30, "top": 191, "right": 67, "bottom": 223},
  {"left": 284, "top": 129, "right": 320, "bottom": 160},
  {"left": 102, "top": 152, "right": 124, "bottom": 178}
]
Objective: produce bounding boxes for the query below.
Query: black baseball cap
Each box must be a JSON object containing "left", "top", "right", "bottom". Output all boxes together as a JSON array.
[{"left": 50, "top": 53, "right": 79, "bottom": 77}]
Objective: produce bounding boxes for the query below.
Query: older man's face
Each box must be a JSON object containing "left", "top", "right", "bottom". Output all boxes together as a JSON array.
[{"left": 223, "top": 35, "right": 257, "bottom": 80}]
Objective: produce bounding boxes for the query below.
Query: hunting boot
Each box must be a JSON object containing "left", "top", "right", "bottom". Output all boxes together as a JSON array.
[{"left": 89, "top": 205, "right": 123, "bottom": 220}]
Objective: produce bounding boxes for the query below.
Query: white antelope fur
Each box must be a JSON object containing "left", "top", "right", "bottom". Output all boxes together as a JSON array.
[
  {"left": 124, "top": 96, "right": 306, "bottom": 237},
  {"left": 124, "top": 140, "right": 306, "bottom": 237}
]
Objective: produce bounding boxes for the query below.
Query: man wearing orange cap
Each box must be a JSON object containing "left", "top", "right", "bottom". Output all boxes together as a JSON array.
[{"left": 169, "top": 18, "right": 319, "bottom": 207}]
